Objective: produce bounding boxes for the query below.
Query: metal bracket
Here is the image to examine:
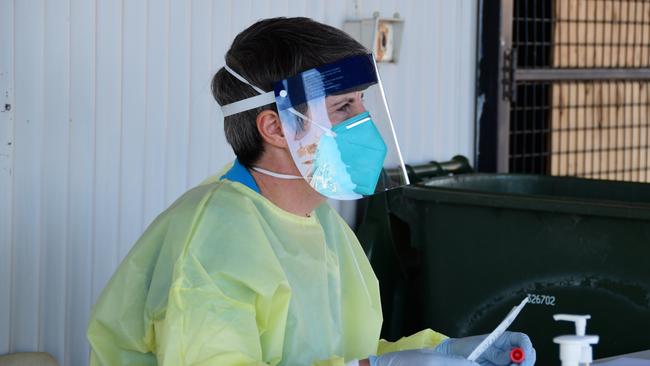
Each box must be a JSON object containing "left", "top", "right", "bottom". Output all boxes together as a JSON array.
[{"left": 502, "top": 48, "right": 517, "bottom": 103}]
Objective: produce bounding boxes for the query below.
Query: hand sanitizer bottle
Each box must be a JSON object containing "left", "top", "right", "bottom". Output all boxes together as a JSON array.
[{"left": 553, "top": 314, "right": 599, "bottom": 366}]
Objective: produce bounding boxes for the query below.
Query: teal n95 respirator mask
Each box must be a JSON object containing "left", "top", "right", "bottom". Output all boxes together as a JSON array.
[{"left": 218, "top": 53, "right": 409, "bottom": 200}]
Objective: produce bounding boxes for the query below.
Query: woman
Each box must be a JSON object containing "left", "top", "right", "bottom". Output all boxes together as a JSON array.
[{"left": 87, "top": 17, "right": 535, "bottom": 366}]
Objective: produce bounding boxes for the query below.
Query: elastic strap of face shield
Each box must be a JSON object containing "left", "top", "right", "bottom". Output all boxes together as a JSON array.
[
  {"left": 220, "top": 64, "right": 334, "bottom": 137},
  {"left": 220, "top": 64, "right": 276, "bottom": 117}
]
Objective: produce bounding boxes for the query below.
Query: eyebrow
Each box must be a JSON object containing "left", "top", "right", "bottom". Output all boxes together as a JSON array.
[{"left": 327, "top": 96, "right": 354, "bottom": 110}]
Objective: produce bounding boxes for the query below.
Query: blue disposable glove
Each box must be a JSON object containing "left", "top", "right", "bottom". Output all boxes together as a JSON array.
[
  {"left": 368, "top": 348, "right": 480, "bottom": 366},
  {"left": 434, "top": 331, "right": 536, "bottom": 366}
]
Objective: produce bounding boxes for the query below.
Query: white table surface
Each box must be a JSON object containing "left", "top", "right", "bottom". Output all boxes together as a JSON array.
[{"left": 594, "top": 350, "right": 650, "bottom": 363}]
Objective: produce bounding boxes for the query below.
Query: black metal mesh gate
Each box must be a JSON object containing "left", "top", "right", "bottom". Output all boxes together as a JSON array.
[{"left": 502, "top": 0, "right": 650, "bottom": 182}]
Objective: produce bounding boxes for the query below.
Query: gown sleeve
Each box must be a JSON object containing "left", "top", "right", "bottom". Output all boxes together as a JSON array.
[
  {"left": 376, "top": 329, "right": 448, "bottom": 355},
  {"left": 311, "top": 329, "right": 448, "bottom": 366}
]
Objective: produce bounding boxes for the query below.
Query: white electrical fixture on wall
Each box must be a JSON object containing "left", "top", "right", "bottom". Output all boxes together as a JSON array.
[{"left": 343, "top": 12, "right": 405, "bottom": 63}]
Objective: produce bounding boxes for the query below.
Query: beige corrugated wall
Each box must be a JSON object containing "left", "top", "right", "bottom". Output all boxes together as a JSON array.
[{"left": 0, "top": 0, "right": 477, "bottom": 364}]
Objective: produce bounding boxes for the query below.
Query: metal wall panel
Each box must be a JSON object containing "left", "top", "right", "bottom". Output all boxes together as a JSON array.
[
  {"left": 0, "top": 0, "right": 15, "bottom": 356},
  {"left": 66, "top": 0, "right": 96, "bottom": 363},
  {"left": 0, "top": 0, "right": 477, "bottom": 364},
  {"left": 41, "top": 0, "right": 71, "bottom": 360},
  {"left": 12, "top": 0, "right": 45, "bottom": 353}
]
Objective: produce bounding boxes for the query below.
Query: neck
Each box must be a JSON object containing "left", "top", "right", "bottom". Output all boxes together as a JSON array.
[{"left": 250, "top": 155, "right": 326, "bottom": 217}]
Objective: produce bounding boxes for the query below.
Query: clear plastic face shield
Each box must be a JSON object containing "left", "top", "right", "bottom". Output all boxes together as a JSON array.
[{"left": 220, "top": 53, "right": 409, "bottom": 200}]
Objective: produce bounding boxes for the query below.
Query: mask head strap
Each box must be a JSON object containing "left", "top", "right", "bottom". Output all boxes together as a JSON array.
[
  {"left": 220, "top": 64, "right": 275, "bottom": 117},
  {"left": 251, "top": 166, "right": 303, "bottom": 180}
]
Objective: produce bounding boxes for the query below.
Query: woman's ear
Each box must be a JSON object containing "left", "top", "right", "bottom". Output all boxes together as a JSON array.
[{"left": 256, "top": 110, "right": 288, "bottom": 148}]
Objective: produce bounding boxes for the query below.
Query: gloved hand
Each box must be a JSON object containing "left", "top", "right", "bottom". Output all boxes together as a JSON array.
[
  {"left": 434, "top": 331, "right": 536, "bottom": 366},
  {"left": 368, "top": 348, "right": 480, "bottom": 366}
]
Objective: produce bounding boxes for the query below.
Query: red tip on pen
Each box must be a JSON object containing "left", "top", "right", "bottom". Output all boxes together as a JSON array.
[{"left": 510, "top": 347, "right": 525, "bottom": 364}]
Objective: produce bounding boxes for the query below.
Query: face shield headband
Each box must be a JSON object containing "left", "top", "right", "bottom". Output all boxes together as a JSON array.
[
  {"left": 220, "top": 65, "right": 335, "bottom": 139},
  {"left": 217, "top": 54, "right": 410, "bottom": 200}
]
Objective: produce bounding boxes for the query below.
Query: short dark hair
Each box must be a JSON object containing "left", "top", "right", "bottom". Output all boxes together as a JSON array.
[{"left": 211, "top": 17, "right": 368, "bottom": 167}]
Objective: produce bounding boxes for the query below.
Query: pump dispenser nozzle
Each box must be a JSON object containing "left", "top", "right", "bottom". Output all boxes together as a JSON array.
[
  {"left": 554, "top": 314, "right": 590, "bottom": 336},
  {"left": 553, "top": 314, "right": 599, "bottom": 366}
]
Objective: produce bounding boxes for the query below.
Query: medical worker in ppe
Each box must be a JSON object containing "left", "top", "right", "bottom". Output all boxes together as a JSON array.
[{"left": 87, "top": 17, "right": 536, "bottom": 366}]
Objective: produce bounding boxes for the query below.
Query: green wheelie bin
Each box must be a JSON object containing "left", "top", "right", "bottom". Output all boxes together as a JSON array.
[{"left": 357, "top": 159, "right": 650, "bottom": 364}]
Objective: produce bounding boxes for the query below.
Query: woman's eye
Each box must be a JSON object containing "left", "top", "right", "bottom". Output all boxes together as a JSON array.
[{"left": 337, "top": 103, "right": 350, "bottom": 112}]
